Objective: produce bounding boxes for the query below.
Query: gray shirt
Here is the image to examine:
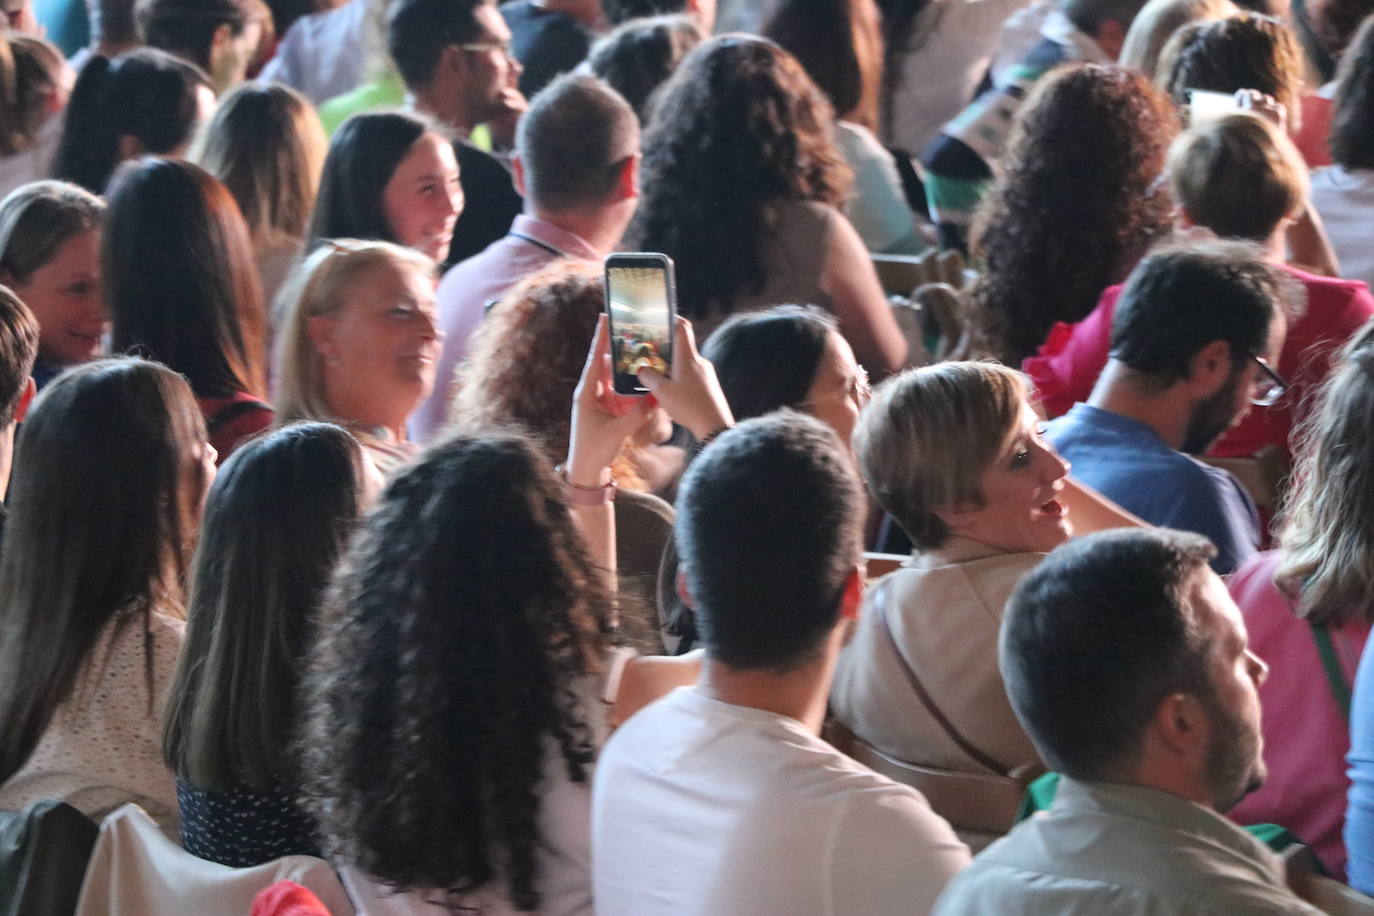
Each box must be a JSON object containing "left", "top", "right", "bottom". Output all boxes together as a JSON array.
[{"left": 933, "top": 777, "right": 1323, "bottom": 915}]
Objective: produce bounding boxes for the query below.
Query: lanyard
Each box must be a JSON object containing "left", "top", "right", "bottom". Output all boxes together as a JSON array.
[{"left": 507, "top": 231, "right": 563, "bottom": 258}]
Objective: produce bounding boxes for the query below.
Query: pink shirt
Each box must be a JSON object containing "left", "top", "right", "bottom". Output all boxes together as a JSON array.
[
  {"left": 1227, "top": 550, "right": 1370, "bottom": 878},
  {"left": 410, "top": 215, "right": 601, "bottom": 444},
  {"left": 1023, "top": 265, "right": 1374, "bottom": 461},
  {"left": 1294, "top": 91, "right": 1334, "bottom": 170}
]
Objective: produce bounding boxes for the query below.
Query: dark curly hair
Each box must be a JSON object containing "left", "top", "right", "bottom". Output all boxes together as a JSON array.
[
  {"left": 626, "top": 35, "right": 851, "bottom": 320},
  {"left": 969, "top": 63, "right": 1177, "bottom": 364},
  {"left": 299, "top": 431, "right": 611, "bottom": 911}
]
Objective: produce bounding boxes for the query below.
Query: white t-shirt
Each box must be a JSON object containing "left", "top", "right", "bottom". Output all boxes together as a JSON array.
[
  {"left": 835, "top": 121, "right": 923, "bottom": 255},
  {"left": 338, "top": 676, "right": 609, "bottom": 916},
  {"left": 1310, "top": 164, "right": 1374, "bottom": 291},
  {"left": 591, "top": 687, "right": 971, "bottom": 916}
]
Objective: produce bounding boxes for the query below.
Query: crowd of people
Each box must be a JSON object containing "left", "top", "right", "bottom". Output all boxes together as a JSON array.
[{"left": 3, "top": 0, "right": 1374, "bottom": 911}]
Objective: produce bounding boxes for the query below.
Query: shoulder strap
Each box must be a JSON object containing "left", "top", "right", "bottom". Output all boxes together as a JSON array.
[
  {"left": 1311, "top": 623, "right": 1353, "bottom": 720},
  {"left": 1282, "top": 589, "right": 1353, "bottom": 720},
  {"left": 871, "top": 582, "right": 1013, "bottom": 776},
  {"left": 207, "top": 398, "right": 272, "bottom": 435}
]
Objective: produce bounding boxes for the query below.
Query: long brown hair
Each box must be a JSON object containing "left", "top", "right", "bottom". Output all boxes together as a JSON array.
[
  {"left": 193, "top": 82, "right": 327, "bottom": 252},
  {"left": 163, "top": 422, "right": 361, "bottom": 791},
  {"left": 764, "top": 0, "right": 884, "bottom": 131},
  {"left": 0, "top": 358, "right": 207, "bottom": 783},
  {"left": 105, "top": 157, "right": 268, "bottom": 400},
  {"left": 1275, "top": 323, "right": 1374, "bottom": 624}
]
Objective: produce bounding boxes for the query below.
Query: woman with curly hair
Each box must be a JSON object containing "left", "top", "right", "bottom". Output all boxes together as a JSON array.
[
  {"left": 968, "top": 63, "right": 1177, "bottom": 364},
  {"left": 301, "top": 316, "right": 734, "bottom": 913},
  {"left": 627, "top": 35, "right": 908, "bottom": 378},
  {"left": 449, "top": 260, "right": 677, "bottom": 650}
]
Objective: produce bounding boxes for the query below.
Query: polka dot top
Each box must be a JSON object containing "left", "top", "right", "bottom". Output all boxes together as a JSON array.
[
  {"left": 178, "top": 777, "right": 320, "bottom": 867},
  {"left": 0, "top": 609, "right": 184, "bottom": 829}
]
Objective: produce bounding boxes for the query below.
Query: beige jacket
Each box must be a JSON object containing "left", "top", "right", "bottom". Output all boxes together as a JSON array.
[{"left": 830, "top": 537, "right": 1043, "bottom": 776}]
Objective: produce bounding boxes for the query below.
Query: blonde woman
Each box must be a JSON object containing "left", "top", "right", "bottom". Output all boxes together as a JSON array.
[
  {"left": 194, "top": 83, "right": 328, "bottom": 307},
  {"left": 274, "top": 239, "right": 440, "bottom": 477}
]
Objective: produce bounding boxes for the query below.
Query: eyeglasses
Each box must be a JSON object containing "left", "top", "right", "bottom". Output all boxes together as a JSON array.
[
  {"left": 800, "top": 367, "right": 871, "bottom": 411},
  {"left": 1249, "top": 354, "right": 1287, "bottom": 408},
  {"left": 454, "top": 40, "right": 514, "bottom": 59}
]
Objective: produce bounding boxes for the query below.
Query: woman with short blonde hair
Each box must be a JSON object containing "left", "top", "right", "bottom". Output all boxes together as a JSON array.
[
  {"left": 1168, "top": 110, "right": 1308, "bottom": 240},
  {"left": 833, "top": 361, "right": 1075, "bottom": 810}
]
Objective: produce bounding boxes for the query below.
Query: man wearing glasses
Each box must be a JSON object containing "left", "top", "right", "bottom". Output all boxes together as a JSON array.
[
  {"left": 1044, "top": 241, "right": 1296, "bottom": 575},
  {"left": 389, "top": 0, "right": 527, "bottom": 264}
]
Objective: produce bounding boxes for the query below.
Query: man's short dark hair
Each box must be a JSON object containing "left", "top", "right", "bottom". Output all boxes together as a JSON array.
[
  {"left": 516, "top": 74, "right": 638, "bottom": 212},
  {"left": 388, "top": 0, "right": 485, "bottom": 90},
  {"left": 603, "top": 0, "right": 687, "bottom": 25},
  {"left": 138, "top": 0, "right": 253, "bottom": 70},
  {"left": 1000, "top": 528, "right": 1218, "bottom": 780},
  {"left": 0, "top": 286, "right": 37, "bottom": 427},
  {"left": 676, "top": 411, "right": 863, "bottom": 672},
  {"left": 1109, "top": 240, "right": 1301, "bottom": 386}
]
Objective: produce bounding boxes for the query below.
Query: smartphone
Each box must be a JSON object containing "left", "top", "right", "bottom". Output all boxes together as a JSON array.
[
  {"left": 604, "top": 252, "right": 676, "bottom": 396},
  {"left": 1187, "top": 88, "right": 1237, "bottom": 125}
]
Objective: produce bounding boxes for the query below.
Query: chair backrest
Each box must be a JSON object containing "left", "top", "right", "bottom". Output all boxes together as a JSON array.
[
  {"left": 0, "top": 799, "right": 99, "bottom": 916},
  {"left": 1201, "top": 444, "right": 1290, "bottom": 514},
  {"left": 862, "top": 552, "right": 908, "bottom": 581},
  {"left": 870, "top": 253, "right": 925, "bottom": 298},
  {"left": 825, "top": 721, "right": 1032, "bottom": 851},
  {"left": 74, "top": 804, "right": 355, "bottom": 916}
]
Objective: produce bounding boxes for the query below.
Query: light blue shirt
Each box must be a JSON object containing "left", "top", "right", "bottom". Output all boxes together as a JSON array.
[
  {"left": 1346, "top": 638, "right": 1374, "bottom": 893},
  {"left": 1047, "top": 403, "right": 1260, "bottom": 574}
]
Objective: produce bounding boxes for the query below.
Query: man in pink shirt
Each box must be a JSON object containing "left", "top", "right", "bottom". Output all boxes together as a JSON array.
[{"left": 411, "top": 71, "right": 640, "bottom": 443}]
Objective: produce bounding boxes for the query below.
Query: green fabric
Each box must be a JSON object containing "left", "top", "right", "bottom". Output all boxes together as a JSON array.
[
  {"left": 1312, "top": 623, "right": 1353, "bottom": 719},
  {"left": 1015, "top": 771, "right": 1315, "bottom": 863},
  {"left": 318, "top": 71, "right": 407, "bottom": 137}
]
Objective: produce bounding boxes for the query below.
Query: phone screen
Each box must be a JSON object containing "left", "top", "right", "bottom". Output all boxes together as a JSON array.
[
  {"left": 606, "top": 254, "right": 675, "bottom": 395},
  {"left": 1187, "top": 88, "right": 1237, "bottom": 125}
]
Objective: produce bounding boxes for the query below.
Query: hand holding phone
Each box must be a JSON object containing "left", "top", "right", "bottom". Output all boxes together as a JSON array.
[
  {"left": 605, "top": 253, "right": 676, "bottom": 396},
  {"left": 632, "top": 317, "right": 735, "bottom": 443}
]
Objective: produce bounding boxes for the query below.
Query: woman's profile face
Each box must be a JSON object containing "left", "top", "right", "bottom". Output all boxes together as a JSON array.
[
  {"left": 381, "top": 133, "right": 464, "bottom": 262},
  {"left": 800, "top": 330, "right": 868, "bottom": 449},
  {"left": 5, "top": 228, "right": 106, "bottom": 369},
  {"left": 940, "top": 397, "right": 1073, "bottom": 555},
  {"left": 310, "top": 259, "right": 443, "bottom": 430}
]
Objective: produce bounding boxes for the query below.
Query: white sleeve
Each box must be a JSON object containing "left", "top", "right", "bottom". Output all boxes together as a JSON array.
[{"left": 824, "top": 786, "right": 972, "bottom": 915}]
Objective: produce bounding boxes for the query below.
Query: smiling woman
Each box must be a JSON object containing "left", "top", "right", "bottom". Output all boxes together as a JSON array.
[
  {"left": 0, "top": 180, "right": 105, "bottom": 389},
  {"left": 307, "top": 110, "right": 464, "bottom": 263},
  {"left": 831, "top": 362, "right": 1070, "bottom": 787},
  {"left": 274, "top": 239, "right": 441, "bottom": 477}
]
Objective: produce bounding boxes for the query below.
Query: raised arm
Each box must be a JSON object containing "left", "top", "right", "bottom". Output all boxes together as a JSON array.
[{"left": 821, "top": 210, "right": 910, "bottom": 379}]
